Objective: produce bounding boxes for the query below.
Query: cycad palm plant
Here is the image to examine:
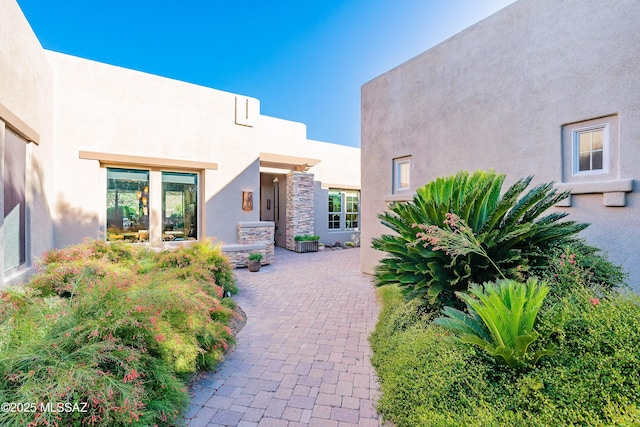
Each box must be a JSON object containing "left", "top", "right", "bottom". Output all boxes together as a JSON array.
[
  {"left": 372, "top": 170, "right": 587, "bottom": 306},
  {"left": 434, "top": 278, "right": 553, "bottom": 368}
]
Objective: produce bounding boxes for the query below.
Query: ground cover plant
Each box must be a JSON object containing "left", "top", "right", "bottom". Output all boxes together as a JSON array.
[
  {"left": 0, "top": 239, "right": 238, "bottom": 427},
  {"left": 371, "top": 280, "right": 640, "bottom": 426},
  {"left": 370, "top": 169, "right": 636, "bottom": 426}
]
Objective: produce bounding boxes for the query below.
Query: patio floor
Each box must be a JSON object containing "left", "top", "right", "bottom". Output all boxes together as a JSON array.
[{"left": 186, "top": 246, "right": 381, "bottom": 427}]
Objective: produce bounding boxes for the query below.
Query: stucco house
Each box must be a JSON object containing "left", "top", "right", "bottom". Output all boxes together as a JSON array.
[
  {"left": 361, "top": 0, "right": 640, "bottom": 287},
  {"left": 1, "top": 0, "right": 360, "bottom": 285}
]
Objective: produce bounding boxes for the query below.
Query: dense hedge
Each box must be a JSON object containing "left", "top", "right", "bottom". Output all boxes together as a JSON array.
[
  {"left": 0, "top": 239, "right": 238, "bottom": 427},
  {"left": 371, "top": 283, "right": 640, "bottom": 426}
]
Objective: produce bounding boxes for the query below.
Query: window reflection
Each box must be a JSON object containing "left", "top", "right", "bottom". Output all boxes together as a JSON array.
[
  {"left": 162, "top": 172, "right": 198, "bottom": 241},
  {"left": 106, "top": 168, "right": 150, "bottom": 242}
]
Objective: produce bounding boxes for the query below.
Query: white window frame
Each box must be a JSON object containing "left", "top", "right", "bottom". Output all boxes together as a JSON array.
[
  {"left": 328, "top": 189, "right": 360, "bottom": 231},
  {"left": 572, "top": 123, "right": 609, "bottom": 177},
  {"left": 328, "top": 189, "right": 342, "bottom": 230},
  {"left": 393, "top": 156, "right": 411, "bottom": 193},
  {"left": 562, "top": 115, "right": 618, "bottom": 184},
  {"left": 344, "top": 190, "right": 360, "bottom": 231}
]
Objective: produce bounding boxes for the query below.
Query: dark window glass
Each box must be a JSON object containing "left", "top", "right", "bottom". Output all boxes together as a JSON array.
[
  {"left": 162, "top": 172, "right": 198, "bottom": 241},
  {"left": 592, "top": 150, "right": 603, "bottom": 170},
  {"left": 4, "top": 129, "right": 26, "bottom": 270},
  {"left": 106, "top": 168, "right": 150, "bottom": 242}
]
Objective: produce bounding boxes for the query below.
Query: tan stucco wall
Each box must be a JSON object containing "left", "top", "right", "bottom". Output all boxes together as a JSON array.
[
  {"left": 361, "top": 0, "right": 640, "bottom": 287},
  {"left": 47, "top": 52, "right": 360, "bottom": 248},
  {"left": 258, "top": 118, "right": 361, "bottom": 244},
  {"left": 1, "top": 0, "right": 359, "bottom": 274},
  {"left": 0, "top": 0, "right": 55, "bottom": 283}
]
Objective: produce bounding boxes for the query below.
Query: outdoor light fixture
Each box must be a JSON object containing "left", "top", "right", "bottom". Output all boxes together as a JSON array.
[{"left": 242, "top": 191, "right": 253, "bottom": 211}]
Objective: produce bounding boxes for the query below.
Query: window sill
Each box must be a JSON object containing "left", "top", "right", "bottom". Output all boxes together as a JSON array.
[
  {"left": 385, "top": 193, "right": 413, "bottom": 202},
  {"left": 554, "top": 179, "right": 634, "bottom": 207}
]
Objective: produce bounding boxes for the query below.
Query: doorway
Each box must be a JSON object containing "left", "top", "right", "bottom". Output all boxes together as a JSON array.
[{"left": 260, "top": 173, "right": 286, "bottom": 247}]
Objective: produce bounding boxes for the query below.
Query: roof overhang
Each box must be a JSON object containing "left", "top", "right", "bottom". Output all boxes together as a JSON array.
[
  {"left": 79, "top": 151, "right": 218, "bottom": 170},
  {"left": 260, "top": 152, "right": 320, "bottom": 172}
]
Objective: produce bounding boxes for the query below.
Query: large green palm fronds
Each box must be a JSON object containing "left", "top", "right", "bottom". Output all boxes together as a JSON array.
[
  {"left": 435, "top": 278, "right": 553, "bottom": 369},
  {"left": 372, "top": 170, "right": 587, "bottom": 307}
]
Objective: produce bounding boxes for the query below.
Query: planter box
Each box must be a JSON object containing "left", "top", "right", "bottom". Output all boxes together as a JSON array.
[{"left": 295, "top": 240, "right": 319, "bottom": 253}]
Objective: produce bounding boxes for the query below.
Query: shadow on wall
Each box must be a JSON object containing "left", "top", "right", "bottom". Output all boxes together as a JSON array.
[
  {"left": 28, "top": 156, "right": 54, "bottom": 253},
  {"left": 54, "top": 196, "right": 99, "bottom": 248},
  {"left": 206, "top": 158, "right": 261, "bottom": 245}
]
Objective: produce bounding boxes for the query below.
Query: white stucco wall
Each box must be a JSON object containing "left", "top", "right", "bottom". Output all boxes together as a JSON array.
[
  {"left": 258, "top": 118, "right": 360, "bottom": 244},
  {"left": 47, "top": 52, "right": 360, "bottom": 248},
  {"left": 0, "top": 0, "right": 55, "bottom": 283},
  {"left": 48, "top": 51, "right": 264, "bottom": 246},
  {"left": 1, "top": 0, "right": 360, "bottom": 274},
  {"left": 361, "top": 0, "right": 640, "bottom": 287}
]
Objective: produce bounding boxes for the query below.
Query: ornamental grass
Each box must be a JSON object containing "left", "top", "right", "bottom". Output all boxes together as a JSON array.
[{"left": 0, "top": 238, "right": 237, "bottom": 427}]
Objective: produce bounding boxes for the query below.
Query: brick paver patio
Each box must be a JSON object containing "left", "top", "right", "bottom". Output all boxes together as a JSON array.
[{"left": 186, "top": 247, "right": 381, "bottom": 427}]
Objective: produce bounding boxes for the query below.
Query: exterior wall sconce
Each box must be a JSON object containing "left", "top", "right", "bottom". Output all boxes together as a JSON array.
[{"left": 242, "top": 191, "right": 253, "bottom": 211}]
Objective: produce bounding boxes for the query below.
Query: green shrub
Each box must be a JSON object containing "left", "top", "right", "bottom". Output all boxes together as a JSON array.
[
  {"left": 344, "top": 241, "right": 355, "bottom": 248},
  {"left": 248, "top": 252, "right": 263, "bottom": 261},
  {"left": 294, "top": 235, "right": 320, "bottom": 241},
  {"left": 435, "top": 278, "right": 553, "bottom": 368},
  {"left": 372, "top": 169, "right": 587, "bottom": 307},
  {"left": 153, "top": 239, "right": 237, "bottom": 295},
  {"left": 536, "top": 239, "right": 627, "bottom": 297},
  {"left": 370, "top": 285, "right": 499, "bottom": 427},
  {"left": 371, "top": 284, "right": 640, "bottom": 426}
]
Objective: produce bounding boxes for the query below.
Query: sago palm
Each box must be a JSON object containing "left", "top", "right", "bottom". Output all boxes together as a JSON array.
[
  {"left": 434, "top": 278, "right": 554, "bottom": 369},
  {"left": 372, "top": 169, "right": 587, "bottom": 307}
]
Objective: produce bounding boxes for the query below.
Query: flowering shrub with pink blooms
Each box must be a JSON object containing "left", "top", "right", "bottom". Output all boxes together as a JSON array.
[{"left": 0, "top": 239, "right": 238, "bottom": 427}]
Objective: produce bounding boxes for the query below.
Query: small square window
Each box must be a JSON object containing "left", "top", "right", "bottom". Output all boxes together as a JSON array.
[
  {"left": 562, "top": 115, "right": 618, "bottom": 183},
  {"left": 393, "top": 156, "right": 411, "bottom": 193},
  {"left": 575, "top": 126, "right": 607, "bottom": 174}
]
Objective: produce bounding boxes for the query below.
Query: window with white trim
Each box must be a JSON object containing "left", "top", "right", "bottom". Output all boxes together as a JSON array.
[
  {"left": 328, "top": 190, "right": 342, "bottom": 230},
  {"left": 562, "top": 115, "right": 618, "bottom": 183},
  {"left": 574, "top": 125, "right": 607, "bottom": 174},
  {"left": 345, "top": 190, "right": 360, "bottom": 230},
  {"left": 328, "top": 189, "right": 360, "bottom": 231},
  {"left": 393, "top": 156, "right": 411, "bottom": 193}
]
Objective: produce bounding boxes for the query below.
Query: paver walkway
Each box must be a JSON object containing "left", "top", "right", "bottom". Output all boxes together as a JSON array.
[{"left": 186, "top": 247, "right": 381, "bottom": 427}]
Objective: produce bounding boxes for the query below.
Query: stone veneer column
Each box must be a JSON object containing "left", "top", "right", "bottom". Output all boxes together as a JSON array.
[
  {"left": 237, "top": 221, "right": 275, "bottom": 264},
  {"left": 285, "top": 172, "right": 314, "bottom": 250}
]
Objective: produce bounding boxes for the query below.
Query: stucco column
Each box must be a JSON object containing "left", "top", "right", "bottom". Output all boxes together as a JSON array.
[
  {"left": 149, "top": 169, "right": 162, "bottom": 245},
  {"left": 285, "top": 172, "right": 314, "bottom": 250}
]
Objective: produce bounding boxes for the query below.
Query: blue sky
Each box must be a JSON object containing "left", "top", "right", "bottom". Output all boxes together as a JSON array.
[{"left": 17, "top": 0, "right": 515, "bottom": 147}]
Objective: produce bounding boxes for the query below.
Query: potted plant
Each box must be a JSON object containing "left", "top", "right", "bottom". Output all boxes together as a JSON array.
[
  {"left": 294, "top": 235, "right": 320, "bottom": 253},
  {"left": 247, "top": 252, "right": 263, "bottom": 272}
]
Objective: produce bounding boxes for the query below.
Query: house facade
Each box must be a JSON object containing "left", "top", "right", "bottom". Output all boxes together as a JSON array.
[
  {"left": 361, "top": 0, "right": 640, "bottom": 287},
  {"left": 1, "top": 0, "right": 360, "bottom": 285}
]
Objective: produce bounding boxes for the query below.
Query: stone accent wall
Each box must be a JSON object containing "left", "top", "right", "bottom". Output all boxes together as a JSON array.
[
  {"left": 285, "top": 172, "right": 315, "bottom": 250},
  {"left": 222, "top": 243, "right": 268, "bottom": 268},
  {"left": 237, "top": 221, "right": 275, "bottom": 264}
]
